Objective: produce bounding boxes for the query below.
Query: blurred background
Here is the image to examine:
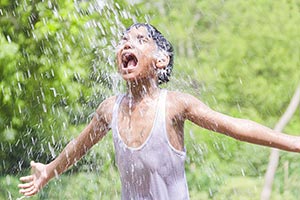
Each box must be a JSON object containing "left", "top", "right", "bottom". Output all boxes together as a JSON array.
[{"left": 0, "top": 0, "right": 299, "bottom": 199}]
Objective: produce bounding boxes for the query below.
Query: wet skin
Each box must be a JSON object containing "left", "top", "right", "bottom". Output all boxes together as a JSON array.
[
  {"left": 18, "top": 26, "right": 300, "bottom": 197},
  {"left": 115, "top": 26, "right": 183, "bottom": 150}
]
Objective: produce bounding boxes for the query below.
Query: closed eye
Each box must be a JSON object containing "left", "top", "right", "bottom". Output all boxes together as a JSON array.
[
  {"left": 117, "top": 35, "right": 128, "bottom": 47},
  {"left": 122, "top": 36, "right": 128, "bottom": 41},
  {"left": 137, "top": 35, "right": 149, "bottom": 43}
]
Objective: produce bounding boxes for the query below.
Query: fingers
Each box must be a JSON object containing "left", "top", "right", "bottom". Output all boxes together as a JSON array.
[
  {"left": 18, "top": 176, "right": 35, "bottom": 196},
  {"left": 23, "top": 188, "right": 39, "bottom": 197},
  {"left": 19, "top": 175, "right": 33, "bottom": 182},
  {"left": 30, "top": 161, "right": 37, "bottom": 169},
  {"left": 19, "top": 161, "right": 36, "bottom": 183},
  {"left": 19, "top": 176, "right": 39, "bottom": 196},
  {"left": 18, "top": 161, "right": 40, "bottom": 196},
  {"left": 19, "top": 184, "right": 39, "bottom": 196},
  {"left": 18, "top": 181, "right": 33, "bottom": 189}
]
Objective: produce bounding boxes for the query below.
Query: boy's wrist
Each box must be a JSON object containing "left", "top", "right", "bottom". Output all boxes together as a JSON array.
[{"left": 45, "top": 162, "right": 58, "bottom": 181}]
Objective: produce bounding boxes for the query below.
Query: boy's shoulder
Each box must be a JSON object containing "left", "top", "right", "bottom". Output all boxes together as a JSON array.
[
  {"left": 166, "top": 90, "right": 195, "bottom": 101},
  {"left": 95, "top": 95, "right": 117, "bottom": 116},
  {"left": 167, "top": 90, "right": 185, "bottom": 96},
  {"left": 165, "top": 90, "right": 201, "bottom": 119},
  {"left": 166, "top": 89, "right": 205, "bottom": 110},
  {"left": 166, "top": 90, "right": 196, "bottom": 108}
]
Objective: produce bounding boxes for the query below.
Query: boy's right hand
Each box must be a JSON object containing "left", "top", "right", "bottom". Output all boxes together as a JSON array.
[{"left": 18, "top": 161, "right": 49, "bottom": 196}]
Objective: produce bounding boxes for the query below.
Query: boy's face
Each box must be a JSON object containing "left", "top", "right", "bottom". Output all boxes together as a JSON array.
[{"left": 116, "top": 26, "right": 159, "bottom": 82}]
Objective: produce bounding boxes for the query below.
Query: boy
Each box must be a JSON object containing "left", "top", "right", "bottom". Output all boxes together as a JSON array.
[{"left": 18, "top": 23, "right": 300, "bottom": 199}]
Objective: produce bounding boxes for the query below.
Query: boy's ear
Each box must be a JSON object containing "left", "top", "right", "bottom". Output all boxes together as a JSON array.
[{"left": 155, "top": 51, "right": 170, "bottom": 69}]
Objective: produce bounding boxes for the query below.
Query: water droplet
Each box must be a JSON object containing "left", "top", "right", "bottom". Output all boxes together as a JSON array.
[
  {"left": 6, "top": 35, "right": 11, "bottom": 43},
  {"left": 50, "top": 87, "right": 57, "bottom": 97}
]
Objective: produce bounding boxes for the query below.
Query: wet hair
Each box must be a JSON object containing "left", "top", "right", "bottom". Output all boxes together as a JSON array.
[{"left": 126, "top": 23, "right": 174, "bottom": 84}]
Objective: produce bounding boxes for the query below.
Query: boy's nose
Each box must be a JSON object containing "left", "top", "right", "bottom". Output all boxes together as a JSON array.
[{"left": 123, "top": 42, "right": 132, "bottom": 50}]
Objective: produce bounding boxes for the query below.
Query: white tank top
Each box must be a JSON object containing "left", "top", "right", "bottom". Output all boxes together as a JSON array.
[{"left": 111, "top": 89, "right": 190, "bottom": 200}]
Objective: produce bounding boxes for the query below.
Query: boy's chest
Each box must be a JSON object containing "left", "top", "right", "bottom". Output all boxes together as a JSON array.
[
  {"left": 116, "top": 100, "right": 185, "bottom": 150},
  {"left": 117, "top": 102, "right": 157, "bottom": 148}
]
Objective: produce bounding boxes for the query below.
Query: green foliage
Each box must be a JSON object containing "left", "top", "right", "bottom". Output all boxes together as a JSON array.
[
  {"left": 0, "top": 175, "right": 20, "bottom": 200},
  {"left": 0, "top": 0, "right": 144, "bottom": 174},
  {"left": 144, "top": 0, "right": 300, "bottom": 198},
  {"left": 0, "top": 171, "right": 121, "bottom": 200}
]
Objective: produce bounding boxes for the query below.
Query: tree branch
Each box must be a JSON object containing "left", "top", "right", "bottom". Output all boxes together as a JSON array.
[{"left": 261, "top": 84, "right": 300, "bottom": 200}]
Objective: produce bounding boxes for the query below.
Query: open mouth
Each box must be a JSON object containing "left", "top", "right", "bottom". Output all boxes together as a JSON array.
[{"left": 121, "top": 52, "right": 138, "bottom": 69}]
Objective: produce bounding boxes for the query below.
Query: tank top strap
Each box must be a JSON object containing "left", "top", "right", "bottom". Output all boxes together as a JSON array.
[
  {"left": 151, "top": 89, "right": 167, "bottom": 134},
  {"left": 157, "top": 89, "right": 167, "bottom": 119},
  {"left": 111, "top": 94, "right": 125, "bottom": 136}
]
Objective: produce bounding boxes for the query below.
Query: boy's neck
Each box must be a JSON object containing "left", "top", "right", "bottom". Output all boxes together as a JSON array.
[{"left": 126, "top": 78, "right": 160, "bottom": 102}]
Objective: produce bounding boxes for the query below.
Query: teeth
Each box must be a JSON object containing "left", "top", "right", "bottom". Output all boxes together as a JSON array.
[
  {"left": 122, "top": 53, "right": 137, "bottom": 68},
  {"left": 122, "top": 53, "right": 129, "bottom": 62}
]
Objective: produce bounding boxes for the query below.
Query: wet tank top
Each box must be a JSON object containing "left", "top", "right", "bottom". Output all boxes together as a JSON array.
[{"left": 111, "top": 90, "right": 190, "bottom": 200}]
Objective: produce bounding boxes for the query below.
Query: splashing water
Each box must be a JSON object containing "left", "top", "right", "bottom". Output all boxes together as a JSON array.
[{"left": 0, "top": 0, "right": 148, "bottom": 199}]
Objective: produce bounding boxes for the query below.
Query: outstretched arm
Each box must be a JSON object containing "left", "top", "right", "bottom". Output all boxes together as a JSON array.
[
  {"left": 18, "top": 96, "right": 116, "bottom": 196},
  {"left": 181, "top": 93, "right": 300, "bottom": 152}
]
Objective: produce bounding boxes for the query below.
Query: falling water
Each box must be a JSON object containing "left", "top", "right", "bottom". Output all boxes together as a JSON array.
[
  {"left": 2, "top": 0, "right": 300, "bottom": 199},
  {"left": 0, "top": 0, "right": 148, "bottom": 199}
]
